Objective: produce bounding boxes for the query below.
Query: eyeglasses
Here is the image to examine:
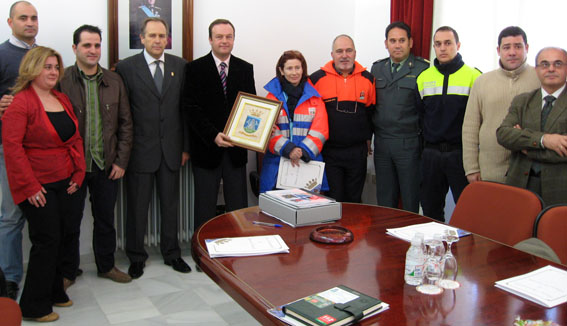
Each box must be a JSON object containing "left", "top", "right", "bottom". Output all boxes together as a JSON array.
[{"left": 536, "top": 61, "right": 565, "bottom": 69}]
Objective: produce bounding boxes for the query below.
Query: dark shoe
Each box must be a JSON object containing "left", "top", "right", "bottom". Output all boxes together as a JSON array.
[
  {"left": 128, "top": 262, "right": 145, "bottom": 279},
  {"left": 98, "top": 267, "right": 132, "bottom": 283},
  {"left": 76, "top": 268, "right": 83, "bottom": 277},
  {"left": 53, "top": 299, "right": 73, "bottom": 307},
  {"left": 25, "top": 312, "right": 59, "bottom": 322},
  {"left": 63, "top": 278, "right": 75, "bottom": 292},
  {"left": 165, "top": 258, "right": 191, "bottom": 273},
  {"left": 6, "top": 281, "right": 18, "bottom": 300}
]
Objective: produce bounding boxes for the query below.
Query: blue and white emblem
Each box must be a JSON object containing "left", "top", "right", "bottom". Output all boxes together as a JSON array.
[{"left": 243, "top": 116, "right": 261, "bottom": 133}]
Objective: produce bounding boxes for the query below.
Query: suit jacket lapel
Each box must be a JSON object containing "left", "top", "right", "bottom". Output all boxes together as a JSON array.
[
  {"left": 206, "top": 53, "right": 225, "bottom": 94},
  {"left": 381, "top": 60, "right": 393, "bottom": 84},
  {"left": 135, "top": 53, "right": 161, "bottom": 98},
  {"left": 226, "top": 56, "right": 239, "bottom": 95},
  {"left": 527, "top": 89, "right": 543, "bottom": 131},
  {"left": 162, "top": 54, "right": 173, "bottom": 96},
  {"left": 545, "top": 87, "right": 567, "bottom": 131}
]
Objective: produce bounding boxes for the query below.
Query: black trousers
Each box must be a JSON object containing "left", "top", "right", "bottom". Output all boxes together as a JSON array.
[
  {"left": 125, "top": 158, "right": 181, "bottom": 263},
  {"left": 420, "top": 148, "right": 468, "bottom": 222},
  {"left": 19, "top": 178, "right": 82, "bottom": 318},
  {"left": 61, "top": 164, "right": 119, "bottom": 277},
  {"left": 192, "top": 151, "right": 248, "bottom": 231},
  {"left": 323, "top": 143, "right": 368, "bottom": 203}
]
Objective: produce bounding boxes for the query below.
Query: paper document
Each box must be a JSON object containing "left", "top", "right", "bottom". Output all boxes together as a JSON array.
[
  {"left": 265, "top": 188, "right": 335, "bottom": 208},
  {"left": 386, "top": 222, "right": 468, "bottom": 242},
  {"left": 205, "top": 235, "right": 289, "bottom": 258},
  {"left": 495, "top": 265, "right": 567, "bottom": 308},
  {"left": 277, "top": 158, "right": 325, "bottom": 191}
]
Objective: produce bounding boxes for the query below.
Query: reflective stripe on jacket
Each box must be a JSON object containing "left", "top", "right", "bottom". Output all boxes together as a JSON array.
[
  {"left": 417, "top": 56, "right": 481, "bottom": 144},
  {"left": 260, "top": 77, "right": 329, "bottom": 193}
]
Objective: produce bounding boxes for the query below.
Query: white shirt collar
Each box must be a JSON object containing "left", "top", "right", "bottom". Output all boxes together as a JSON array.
[
  {"left": 212, "top": 52, "right": 230, "bottom": 70},
  {"left": 9, "top": 35, "right": 36, "bottom": 49},
  {"left": 143, "top": 49, "right": 165, "bottom": 65},
  {"left": 542, "top": 83, "right": 566, "bottom": 102}
]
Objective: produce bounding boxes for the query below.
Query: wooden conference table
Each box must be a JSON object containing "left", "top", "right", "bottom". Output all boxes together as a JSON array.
[{"left": 191, "top": 204, "right": 566, "bottom": 325}]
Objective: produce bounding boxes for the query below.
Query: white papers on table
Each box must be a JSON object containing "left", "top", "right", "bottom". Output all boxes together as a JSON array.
[
  {"left": 276, "top": 158, "right": 325, "bottom": 191},
  {"left": 264, "top": 188, "right": 335, "bottom": 208},
  {"left": 386, "top": 222, "right": 462, "bottom": 242},
  {"left": 205, "top": 235, "right": 289, "bottom": 258},
  {"left": 495, "top": 265, "right": 567, "bottom": 308}
]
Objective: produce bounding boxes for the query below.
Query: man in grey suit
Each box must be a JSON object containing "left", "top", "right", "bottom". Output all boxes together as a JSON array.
[
  {"left": 371, "top": 21, "right": 429, "bottom": 213},
  {"left": 497, "top": 47, "right": 567, "bottom": 206},
  {"left": 115, "top": 17, "right": 190, "bottom": 279}
]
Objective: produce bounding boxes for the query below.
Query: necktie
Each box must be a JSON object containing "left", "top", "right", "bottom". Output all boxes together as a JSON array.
[
  {"left": 219, "top": 62, "right": 227, "bottom": 95},
  {"left": 153, "top": 60, "right": 163, "bottom": 93},
  {"left": 541, "top": 95, "right": 556, "bottom": 130},
  {"left": 391, "top": 62, "right": 400, "bottom": 78},
  {"left": 532, "top": 95, "right": 556, "bottom": 176}
]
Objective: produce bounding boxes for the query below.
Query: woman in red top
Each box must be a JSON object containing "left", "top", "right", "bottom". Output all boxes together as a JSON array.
[{"left": 2, "top": 46, "right": 85, "bottom": 322}]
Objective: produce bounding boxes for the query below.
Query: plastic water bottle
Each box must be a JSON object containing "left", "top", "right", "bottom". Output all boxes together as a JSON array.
[{"left": 405, "top": 234, "right": 426, "bottom": 285}]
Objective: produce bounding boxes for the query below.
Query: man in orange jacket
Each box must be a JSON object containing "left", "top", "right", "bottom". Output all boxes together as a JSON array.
[{"left": 310, "top": 35, "right": 375, "bottom": 202}]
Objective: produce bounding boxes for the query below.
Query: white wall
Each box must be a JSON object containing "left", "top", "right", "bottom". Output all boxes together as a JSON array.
[
  {"left": 433, "top": 0, "right": 567, "bottom": 72},
  {"left": 193, "top": 0, "right": 389, "bottom": 97},
  {"left": 0, "top": 1, "right": 109, "bottom": 71}
]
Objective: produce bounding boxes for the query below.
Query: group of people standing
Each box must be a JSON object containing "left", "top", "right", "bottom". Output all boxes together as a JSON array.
[
  {"left": 0, "top": 1, "right": 195, "bottom": 322},
  {"left": 2, "top": 0, "right": 567, "bottom": 323}
]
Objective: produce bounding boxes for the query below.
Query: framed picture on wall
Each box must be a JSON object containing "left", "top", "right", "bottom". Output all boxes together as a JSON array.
[{"left": 107, "top": 0, "right": 193, "bottom": 68}]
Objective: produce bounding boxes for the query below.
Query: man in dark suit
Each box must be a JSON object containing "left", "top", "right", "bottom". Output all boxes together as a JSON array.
[
  {"left": 115, "top": 17, "right": 190, "bottom": 278},
  {"left": 183, "top": 19, "right": 256, "bottom": 230},
  {"left": 497, "top": 47, "right": 567, "bottom": 206}
]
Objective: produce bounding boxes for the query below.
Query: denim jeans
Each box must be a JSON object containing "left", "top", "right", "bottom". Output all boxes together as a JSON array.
[{"left": 0, "top": 144, "right": 25, "bottom": 284}]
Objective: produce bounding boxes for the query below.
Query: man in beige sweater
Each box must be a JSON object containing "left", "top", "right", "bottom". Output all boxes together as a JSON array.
[{"left": 463, "top": 26, "right": 540, "bottom": 184}]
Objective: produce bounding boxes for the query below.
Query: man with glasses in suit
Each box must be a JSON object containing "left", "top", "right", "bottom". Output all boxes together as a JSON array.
[{"left": 497, "top": 47, "right": 567, "bottom": 206}]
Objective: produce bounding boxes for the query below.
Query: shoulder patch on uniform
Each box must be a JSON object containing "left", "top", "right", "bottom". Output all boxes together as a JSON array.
[
  {"left": 361, "top": 70, "right": 374, "bottom": 83},
  {"left": 415, "top": 56, "right": 430, "bottom": 64},
  {"left": 373, "top": 57, "right": 390, "bottom": 64},
  {"left": 309, "top": 70, "right": 326, "bottom": 85}
]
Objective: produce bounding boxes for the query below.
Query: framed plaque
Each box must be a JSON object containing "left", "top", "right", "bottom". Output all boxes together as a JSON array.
[{"left": 223, "top": 92, "right": 282, "bottom": 153}]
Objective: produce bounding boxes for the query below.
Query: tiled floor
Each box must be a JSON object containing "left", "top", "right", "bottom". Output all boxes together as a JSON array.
[{"left": 20, "top": 247, "right": 260, "bottom": 325}]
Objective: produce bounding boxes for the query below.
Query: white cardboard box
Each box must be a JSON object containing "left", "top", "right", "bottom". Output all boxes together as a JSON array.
[{"left": 259, "top": 193, "right": 342, "bottom": 227}]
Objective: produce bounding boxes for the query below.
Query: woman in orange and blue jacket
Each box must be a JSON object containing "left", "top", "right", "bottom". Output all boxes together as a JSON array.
[{"left": 260, "top": 50, "right": 329, "bottom": 193}]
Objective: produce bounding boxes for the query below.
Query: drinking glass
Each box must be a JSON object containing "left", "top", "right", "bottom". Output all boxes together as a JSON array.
[
  {"left": 416, "top": 235, "right": 444, "bottom": 295},
  {"left": 443, "top": 229, "right": 458, "bottom": 253},
  {"left": 439, "top": 229, "right": 460, "bottom": 289}
]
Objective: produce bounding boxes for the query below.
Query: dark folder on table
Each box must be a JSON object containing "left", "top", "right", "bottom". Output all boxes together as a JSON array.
[{"left": 282, "top": 285, "right": 384, "bottom": 326}]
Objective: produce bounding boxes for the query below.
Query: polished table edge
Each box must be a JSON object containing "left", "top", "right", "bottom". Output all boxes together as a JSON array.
[
  {"left": 192, "top": 209, "right": 281, "bottom": 325},
  {"left": 191, "top": 204, "right": 437, "bottom": 325},
  {"left": 191, "top": 204, "right": 566, "bottom": 325}
]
